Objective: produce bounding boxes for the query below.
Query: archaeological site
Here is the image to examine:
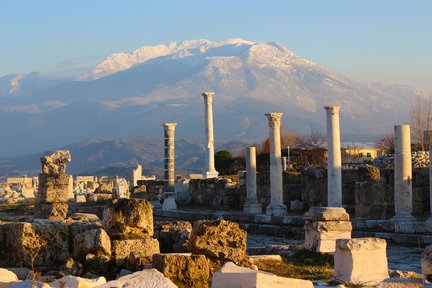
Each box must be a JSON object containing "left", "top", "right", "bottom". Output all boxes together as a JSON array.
[{"left": 1, "top": 91, "right": 432, "bottom": 288}]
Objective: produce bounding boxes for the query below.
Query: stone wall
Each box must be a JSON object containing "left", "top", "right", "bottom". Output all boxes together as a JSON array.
[
  {"left": 184, "top": 167, "right": 431, "bottom": 217},
  {"left": 188, "top": 178, "right": 243, "bottom": 209}
]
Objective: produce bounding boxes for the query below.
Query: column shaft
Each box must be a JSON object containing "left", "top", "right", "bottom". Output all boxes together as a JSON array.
[
  {"left": 202, "top": 92, "right": 219, "bottom": 178},
  {"left": 162, "top": 123, "right": 177, "bottom": 192},
  {"left": 393, "top": 124, "right": 414, "bottom": 220},
  {"left": 265, "top": 112, "right": 287, "bottom": 216},
  {"left": 325, "top": 106, "right": 342, "bottom": 207}
]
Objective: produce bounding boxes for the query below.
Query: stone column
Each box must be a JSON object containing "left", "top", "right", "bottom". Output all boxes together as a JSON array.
[
  {"left": 162, "top": 123, "right": 177, "bottom": 192},
  {"left": 265, "top": 112, "right": 287, "bottom": 216},
  {"left": 325, "top": 106, "right": 342, "bottom": 207},
  {"left": 287, "top": 146, "right": 291, "bottom": 164},
  {"left": 282, "top": 157, "right": 287, "bottom": 172},
  {"left": 393, "top": 124, "right": 415, "bottom": 221},
  {"left": 202, "top": 92, "right": 219, "bottom": 179},
  {"left": 243, "top": 146, "right": 262, "bottom": 214}
]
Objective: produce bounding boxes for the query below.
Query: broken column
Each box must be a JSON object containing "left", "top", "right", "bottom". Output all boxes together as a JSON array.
[
  {"left": 265, "top": 112, "right": 287, "bottom": 216},
  {"left": 243, "top": 146, "right": 262, "bottom": 215},
  {"left": 304, "top": 207, "right": 352, "bottom": 253},
  {"left": 393, "top": 124, "right": 415, "bottom": 224},
  {"left": 131, "top": 164, "right": 142, "bottom": 187},
  {"left": 202, "top": 92, "right": 219, "bottom": 179},
  {"left": 325, "top": 105, "right": 342, "bottom": 207},
  {"left": 35, "top": 150, "right": 72, "bottom": 220},
  {"left": 162, "top": 123, "right": 177, "bottom": 210},
  {"left": 334, "top": 238, "right": 389, "bottom": 286}
]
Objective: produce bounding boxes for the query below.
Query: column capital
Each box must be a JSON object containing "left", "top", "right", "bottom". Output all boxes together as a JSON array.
[
  {"left": 162, "top": 123, "right": 177, "bottom": 130},
  {"left": 265, "top": 112, "right": 283, "bottom": 128},
  {"left": 202, "top": 91, "right": 215, "bottom": 101},
  {"left": 324, "top": 105, "right": 340, "bottom": 114}
]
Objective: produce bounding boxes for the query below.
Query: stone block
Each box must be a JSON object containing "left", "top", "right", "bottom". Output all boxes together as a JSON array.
[
  {"left": 153, "top": 253, "right": 209, "bottom": 285},
  {"left": 1, "top": 221, "right": 70, "bottom": 267},
  {"left": 103, "top": 199, "right": 153, "bottom": 239},
  {"left": 188, "top": 219, "right": 248, "bottom": 265},
  {"left": 34, "top": 202, "right": 68, "bottom": 220},
  {"left": 111, "top": 238, "right": 160, "bottom": 265},
  {"left": 95, "top": 269, "right": 177, "bottom": 288},
  {"left": 0, "top": 268, "right": 18, "bottom": 283},
  {"left": 154, "top": 221, "right": 192, "bottom": 253},
  {"left": 334, "top": 238, "right": 389, "bottom": 286},
  {"left": 211, "top": 262, "right": 313, "bottom": 288},
  {"left": 75, "top": 194, "right": 86, "bottom": 203},
  {"left": 72, "top": 228, "right": 111, "bottom": 261},
  {"left": 304, "top": 207, "right": 350, "bottom": 221},
  {"left": 422, "top": 244, "right": 432, "bottom": 276},
  {"left": 304, "top": 220, "right": 352, "bottom": 253},
  {"left": 37, "top": 174, "right": 70, "bottom": 203},
  {"left": 243, "top": 203, "right": 262, "bottom": 215},
  {"left": 50, "top": 275, "right": 106, "bottom": 288}
]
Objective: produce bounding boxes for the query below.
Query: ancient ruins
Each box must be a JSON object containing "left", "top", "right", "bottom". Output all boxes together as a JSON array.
[{"left": 1, "top": 92, "right": 432, "bottom": 288}]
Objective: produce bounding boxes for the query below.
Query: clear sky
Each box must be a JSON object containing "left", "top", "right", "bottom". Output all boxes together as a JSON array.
[{"left": 1, "top": 0, "right": 431, "bottom": 91}]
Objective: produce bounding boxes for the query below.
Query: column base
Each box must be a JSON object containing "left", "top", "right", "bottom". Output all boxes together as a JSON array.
[
  {"left": 392, "top": 213, "right": 416, "bottom": 233},
  {"left": 243, "top": 203, "right": 262, "bottom": 215},
  {"left": 204, "top": 171, "right": 219, "bottom": 179},
  {"left": 266, "top": 203, "right": 287, "bottom": 216},
  {"left": 162, "top": 193, "right": 177, "bottom": 211}
]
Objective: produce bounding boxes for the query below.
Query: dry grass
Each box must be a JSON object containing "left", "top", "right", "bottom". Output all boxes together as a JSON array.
[{"left": 254, "top": 249, "right": 334, "bottom": 282}]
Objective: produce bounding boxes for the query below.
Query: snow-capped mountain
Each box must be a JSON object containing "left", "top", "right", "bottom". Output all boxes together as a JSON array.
[{"left": 0, "top": 38, "right": 429, "bottom": 157}]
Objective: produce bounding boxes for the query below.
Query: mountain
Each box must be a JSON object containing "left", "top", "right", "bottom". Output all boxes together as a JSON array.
[
  {"left": 0, "top": 137, "right": 249, "bottom": 179},
  {"left": 0, "top": 38, "right": 430, "bottom": 158}
]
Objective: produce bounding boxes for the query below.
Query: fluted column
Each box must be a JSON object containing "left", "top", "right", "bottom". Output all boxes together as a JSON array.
[
  {"left": 393, "top": 124, "right": 415, "bottom": 221},
  {"left": 162, "top": 123, "right": 177, "bottom": 193},
  {"left": 202, "top": 92, "right": 219, "bottom": 179},
  {"left": 243, "top": 146, "right": 262, "bottom": 214},
  {"left": 325, "top": 106, "right": 342, "bottom": 207},
  {"left": 265, "top": 112, "right": 287, "bottom": 216}
]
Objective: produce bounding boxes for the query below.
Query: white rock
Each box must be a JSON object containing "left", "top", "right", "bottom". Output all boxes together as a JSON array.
[
  {"left": 334, "top": 238, "right": 389, "bottom": 286},
  {"left": 50, "top": 275, "right": 106, "bottom": 288},
  {"left": 3, "top": 281, "right": 52, "bottom": 288},
  {"left": 0, "top": 268, "right": 18, "bottom": 283},
  {"left": 211, "top": 262, "right": 313, "bottom": 288},
  {"left": 94, "top": 269, "right": 177, "bottom": 288}
]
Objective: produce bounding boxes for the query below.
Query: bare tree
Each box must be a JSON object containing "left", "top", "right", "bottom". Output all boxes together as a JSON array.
[
  {"left": 260, "top": 129, "right": 301, "bottom": 154},
  {"left": 410, "top": 96, "right": 432, "bottom": 150},
  {"left": 375, "top": 134, "right": 395, "bottom": 154},
  {"left": 299, "top": 131, "right": 327, "bottom": 148}
]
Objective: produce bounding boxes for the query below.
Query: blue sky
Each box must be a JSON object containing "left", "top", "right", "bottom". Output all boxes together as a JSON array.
[{"left": 1, "top": 0, "right": 431, "bottom": 91}]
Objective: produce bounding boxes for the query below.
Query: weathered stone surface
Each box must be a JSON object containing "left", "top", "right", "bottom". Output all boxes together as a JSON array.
[
  {"left": 67, "top": 213, "right": 100, "bottom": 224},
  {"left": 3, "top": 280, "right": 52, "bottom": 288},
  {"left": 334, "top": 238, "right": 389, "bottom": 286},
  {"left": 153, "top": 253, "right": 209, "bottom": 286},
  {"left": 72, "top": 228, "right": 111, "bottom": 262},
  {"left": 211, "top": 262, "right": 313, "bottom": 288},
  {"left": 188, "top": 219, "right": 248, "bottom": 265},
  {"left": 422, "top": 244, "right": 432, "bottom": 276},
  {"left": 87, "top": 193, "right": 112, "bottom": 202},
  {"left": 304, "top": 207, "right": 350, "bottom": 221},
  {"left": 355, "top": 180, "right": 389, "bottom": 219},
  {"left": 304, "top": 220, "right": 352, "bottom": 253},
  {"left": 95, "top": 269, "right": 178, "bottom": 288},
  {"left": 304, "top": 207, "right": 352, "bottom": 253},
  {"left": 154, "top": 221, "right": 192, "bottom": 253},
  {"left": 59, "top": 258, "right": 82, "bottom": 276},
  {"left": 103, "top": 199, "right": 153, "bottom": 239},
  {"left": 0, "top": 268, "right": 18, "bottom": 283},
  {"left": 49, "top": 275, "right": 106, "bottom": 288},
  {"left": 40, "top": 150, "right": 71, "bottom": 176},
  {"left": 38, "top": 174, "right": 70, "bottom": 203},
  {"left": 34, "top": 202, "right": 68, "bottom": 220},
  {"left": 1, "top": 221, "right": 70, "bottom": 267},
  {"left": 111, "top": 238, "right": 160, "bottom": 265}
]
